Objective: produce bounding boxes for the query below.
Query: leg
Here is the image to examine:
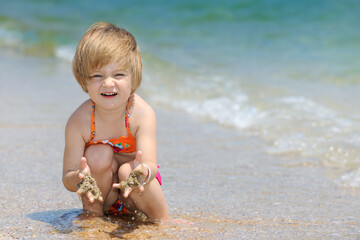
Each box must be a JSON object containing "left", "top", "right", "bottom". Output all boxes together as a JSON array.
[
  {"left": 129, "top": 178, "right": 169, "bottom": 223},
  {"left": 117, "top": 162, "right": 137, "bottom": 210},
  {"left": 83, "top": 144, "right": 118, "bottom": 216},
  {"left": 118, "top": 162, "right": 169, "bottom": 222}
]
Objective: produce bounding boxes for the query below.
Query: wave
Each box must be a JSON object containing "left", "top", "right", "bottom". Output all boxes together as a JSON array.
[
  {"left": 339, "top": 169, "right": 360, "bottom": 189},
  {"left": 145, "top": 72, "right": 360, "bottom": 188},
  {"left": 55, "top": 45, "right": 75, "bottom": 62}
]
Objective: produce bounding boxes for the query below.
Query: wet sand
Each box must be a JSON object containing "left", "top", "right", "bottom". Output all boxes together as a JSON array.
[{"left": 0, "top": 50, "right": 359, "bottom": 239}]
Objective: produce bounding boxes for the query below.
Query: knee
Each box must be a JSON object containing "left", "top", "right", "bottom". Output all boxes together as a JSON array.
[
  {"left": 85, "top": 145, "right": 114, "bottom": 174},
  {"left": 118, "top": 162, "right": 132, "bottom": 181}
]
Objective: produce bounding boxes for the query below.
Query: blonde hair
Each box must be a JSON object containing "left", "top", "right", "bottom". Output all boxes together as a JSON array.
[{"left": 72, "top": 22, "right": 142, "bottom": 94}]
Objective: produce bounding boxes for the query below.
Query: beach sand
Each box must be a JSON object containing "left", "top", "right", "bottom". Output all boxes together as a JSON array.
[{"left": 0, "top": 50, "right": 359, "bottom": 239}]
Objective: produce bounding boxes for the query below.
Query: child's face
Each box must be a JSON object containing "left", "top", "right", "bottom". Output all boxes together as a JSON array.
[{"left": 86, "top": 62, "right": 132, "bottom": 110}]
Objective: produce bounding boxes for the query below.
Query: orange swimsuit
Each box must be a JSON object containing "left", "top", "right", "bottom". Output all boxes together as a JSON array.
[{"left": 86, "top": 100, "right": 136, "bottom": 152}]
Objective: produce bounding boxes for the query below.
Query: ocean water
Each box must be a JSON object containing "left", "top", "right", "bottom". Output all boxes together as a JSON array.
[{"left": 1, "top": 0, "right": 360, "bottom": 188}]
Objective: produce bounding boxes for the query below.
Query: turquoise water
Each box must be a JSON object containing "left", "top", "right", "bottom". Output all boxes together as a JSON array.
[{"left": 1, "top": 0, "right": 360, "bottom": 186}]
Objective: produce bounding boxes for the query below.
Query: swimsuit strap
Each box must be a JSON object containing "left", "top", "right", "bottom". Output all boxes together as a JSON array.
[
  {"left": 90, "top": 101, "right": 96, "bottom": 141},
  {"left": 125, "top": 99, "right": 132, "bottom": 135}
]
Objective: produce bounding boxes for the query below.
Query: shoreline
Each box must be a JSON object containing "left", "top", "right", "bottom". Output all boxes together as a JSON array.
[{"left": 0, "top": 51, "right": 359, "bottom": 239}]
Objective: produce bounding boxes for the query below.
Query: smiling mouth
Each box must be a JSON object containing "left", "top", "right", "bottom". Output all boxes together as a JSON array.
[{"left": 101, "top": 92, "right": 118, "bottom": 96}]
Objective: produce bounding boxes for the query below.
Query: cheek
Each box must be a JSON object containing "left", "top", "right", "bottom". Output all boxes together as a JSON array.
[
  {"left": 86, "top": 82, "right": 99, "bottom": 96},
  {"left": 118, "top": 81, "right": 132, "bottom": 92},
  {"left": 86, "top": 84, "right": 94, "bottom": 93},
  {"left": 126, "top": 79, "right": 132, "bottom": 92}
]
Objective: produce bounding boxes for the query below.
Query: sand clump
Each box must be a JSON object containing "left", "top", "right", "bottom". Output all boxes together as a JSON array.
[
  {"left": 77, "top": 172, "right": 103, "bottom": 201},
  {"left": 119, "top": 169, "right": 144, "bottom": 193}
]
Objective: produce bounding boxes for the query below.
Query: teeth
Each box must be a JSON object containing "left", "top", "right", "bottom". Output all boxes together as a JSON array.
[{"left": 101, "top": 92, "right": 117, "bottom": 96}]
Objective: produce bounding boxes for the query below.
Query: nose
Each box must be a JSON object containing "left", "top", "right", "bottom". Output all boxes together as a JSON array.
[{"left": 102, "top": 77, "right": 115, "bottom": 87}]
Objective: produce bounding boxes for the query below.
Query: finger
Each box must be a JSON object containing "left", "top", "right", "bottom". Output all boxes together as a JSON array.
[
  {"left": 141, "top": 165, "right": 148, "bottom": 176},
  {"left": 98, "top": 196, "right": 103, "bottom": 202},
  {"left": 80, "top": 157, "right": 87, "bottom": 171},
  {"left": 113, "top": 183, "right": 120, "bottom": 189},
  {"left": 135, "top": 151, "right": 142, "bottom": 163},
  {"left": 139, "top": 185, "right": 144, "bottom": 192},
  {"left": 123, "top": 188, "right": 132, "bottom": 198},
  {"left": 86, "top": 192, "right": 94, "bottom": 203}
]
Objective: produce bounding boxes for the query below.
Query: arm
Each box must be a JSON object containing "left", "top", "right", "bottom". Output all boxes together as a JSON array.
[
  {"left": 134, "top": 99, "right": 158, "bottom": 183},
  {"left": 113, "top": 97, "right": 159, "bottom": 196},
  {"left": 62, "top": 112, "right": 87, "bottom": 192}
]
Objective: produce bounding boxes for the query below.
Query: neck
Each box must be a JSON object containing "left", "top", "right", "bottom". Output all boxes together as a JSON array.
[{"left": 94, "top": 100, "right": 128, "bottom": 122}]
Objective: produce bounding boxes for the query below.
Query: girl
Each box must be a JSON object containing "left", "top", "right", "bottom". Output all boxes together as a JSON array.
[{"left": 62, "top": 22, "right": 168, "bottom": 223}]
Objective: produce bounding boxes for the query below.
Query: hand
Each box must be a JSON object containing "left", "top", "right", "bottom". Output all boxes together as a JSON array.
[
  {"left": 77, "top": 157, "right": 103, "bottom": 203},
  {"left": 133, "top": 151, "right": 150, "bottom": 183},
  {"left": 113, "top": 151, "right": 149, "bottom": 198},
  {"left": 79, "top": 157, "right": 91, "bottom": 179}
]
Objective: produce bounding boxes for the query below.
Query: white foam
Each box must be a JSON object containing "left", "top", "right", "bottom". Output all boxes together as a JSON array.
[
  {"left": 55, "top": 45, "right": 75, "bottom": 62},
  {"left": 279, "top": 96, "right": 337, "bottom": 119},
  {"left": 171, "top": 94, "right": 261, "bottom": 129},
  {"left": 340, "top": 168, "right": 360, "bottom": 188}
]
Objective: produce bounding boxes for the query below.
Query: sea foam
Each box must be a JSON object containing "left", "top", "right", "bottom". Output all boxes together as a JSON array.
[{"left": 55, "top": 45, "right": 75, "bottom": 62}]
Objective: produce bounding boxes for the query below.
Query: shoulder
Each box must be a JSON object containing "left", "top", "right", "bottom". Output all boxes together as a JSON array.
[
  {"left": 130, "top": 94, "right": 156, "bottom": 134},
  {"left": 65, "top": 99, "right": 93, "bottom": 140},
  {"left": 131, "top": 94, "right": 155, "bottom": 119}
]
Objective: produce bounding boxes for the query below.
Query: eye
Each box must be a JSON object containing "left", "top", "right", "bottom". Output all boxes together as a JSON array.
[
  {"left": 114, "top": 73, "right": 125, "bottom": 78},
  {"left": 90, "top": 74, "right": 102, "bottom": 79}
]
